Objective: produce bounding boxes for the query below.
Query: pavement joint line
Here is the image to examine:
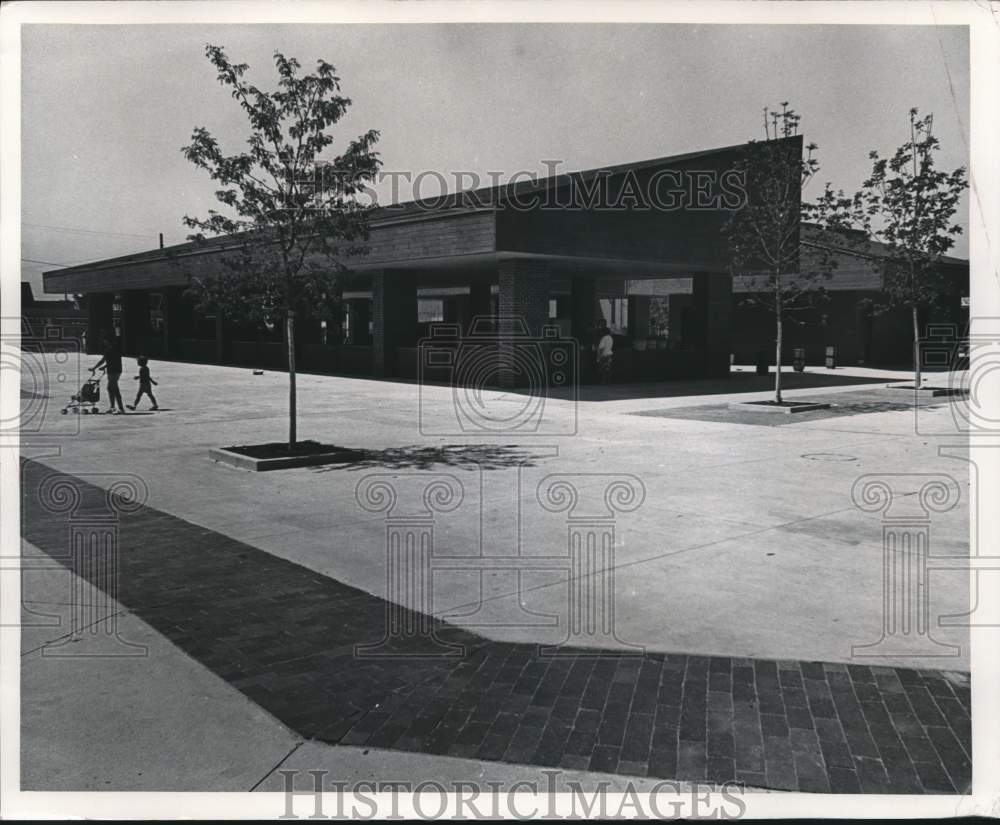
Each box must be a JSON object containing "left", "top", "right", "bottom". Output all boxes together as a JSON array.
[
  {"left": 435, "top": 501, "right": 873, "bottom": 622},
  {"left": 19, "top": 458, "right": 971, "bottom": 794},
  {"left": 249, "top": 741, "right": 306, "bottom": 793},
  {"left": 20, "top": 608, "right": 131, "bottom": 658}
]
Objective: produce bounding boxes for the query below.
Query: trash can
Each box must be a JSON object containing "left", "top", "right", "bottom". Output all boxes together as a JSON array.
[
  {"left": 825, "top": 346, "right": 836, "bottom": 369},
  {"left": 755, "top": 350, "right": 769, "bottom": 375},
  {"left": 793, "top": 347, "right": 806, "bottom": 372}
]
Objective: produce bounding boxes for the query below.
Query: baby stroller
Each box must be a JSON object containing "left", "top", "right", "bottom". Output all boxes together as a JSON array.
[{"left": 63, "top": 371, "right": 102, "bottom": 415}]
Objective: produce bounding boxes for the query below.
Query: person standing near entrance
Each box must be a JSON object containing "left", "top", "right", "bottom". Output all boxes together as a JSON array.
[
  {"left": 595, "top": 325, "right": 614, "bottom": 384},
  {"left": 90, "top": 331, "right": 126, "bottom": 414}
]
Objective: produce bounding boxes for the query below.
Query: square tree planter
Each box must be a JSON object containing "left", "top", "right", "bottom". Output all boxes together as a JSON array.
[
  {"left": 728, "top": 400, "right": 831, "bottom": 414},
  {"left": 210, "top": 441, "right": 363, "bottom": 471},
  {"left": 884, "top": 384, "right": 966, "bottom": 397}
]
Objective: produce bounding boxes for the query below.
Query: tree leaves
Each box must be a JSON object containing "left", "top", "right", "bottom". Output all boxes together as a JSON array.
[
  {"left": 849, "top": 110, "right": 967, "bottom": 313},
  {"left": 179, "top": 43, "right": 382, "bottom": 323},
  {"left": 724, "top": 104, "right": 845, "bottom": 318}
]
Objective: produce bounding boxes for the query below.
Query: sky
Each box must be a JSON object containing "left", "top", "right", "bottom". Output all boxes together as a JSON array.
[{"left": 21, "top": 23, "right": 969, "bottom": 297}]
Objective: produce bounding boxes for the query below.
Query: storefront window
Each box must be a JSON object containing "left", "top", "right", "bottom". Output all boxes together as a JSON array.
[
  {"left": 599, "top": 298, "right": 629, "bottom": 335},
  {"left": 418, "top": 299, "right": 444, "bottom": 323}
]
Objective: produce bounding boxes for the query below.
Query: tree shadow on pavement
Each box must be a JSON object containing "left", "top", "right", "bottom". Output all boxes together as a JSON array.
[{"left": 309, "top": 443, "right": 547, "bottom": 473}]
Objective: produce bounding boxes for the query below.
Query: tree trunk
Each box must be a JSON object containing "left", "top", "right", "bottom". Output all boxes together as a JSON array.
[
  {"left": 912, "top": 304, "right": 922, "bottom": 387},
  {"left": 287, "top": 310, "right": 297, "bottom": 451},
  {"left": 775, "top": 315, "right": 783, "bottom": 404}
]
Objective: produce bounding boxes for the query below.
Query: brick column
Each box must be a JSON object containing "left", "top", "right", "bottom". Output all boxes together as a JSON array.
[
  {"left": 372, "top": 270, "right": 417, "bottom": 377},
  {"left": 85, "top": 293, "right": 114, "bottom": 355},
  {"left": 498, "top": 259, "right": 551, "bottom": 389},
  {"left": 498, "top": 259, "right": 550, "bottom": 336},
  {"left": 692, "top": 272, "right": 732, "bottom": 377}
]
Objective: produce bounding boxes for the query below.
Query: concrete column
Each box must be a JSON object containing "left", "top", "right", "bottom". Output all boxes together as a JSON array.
[
  {"left": 469, "top": 281, "right": 493, "bottom": 333},
  {"left": 120, "top": 291, "right": 150, "bottom": 356},
  {"left": 372, "top": 270, "right": 417, "bottom": 377},
  {"left": 85, "top": 293, "right": 114, "bottom": 355},
  {"left": 162, "top": 287, "right": 188, "bottom": 358},
  {"left": 629, "top": 296, "right": 650, "bottom": 339},
  {"left": 570, "top": 276, "right": 599, "bottom": 351},
  {"left": 668, "top": 294, "right": 692, "bottom": 346},
  {"left": 214, "top": 315, "right": 231, "bottom": 364},
  {"left": 692, "top": 272, "right": 733, "bottom": 377},
  {"left": 325, "top": 308, "right": 343, "bottom": 346},
  {"left": 345, "top": 299, "right": 370, "bottom": 345}
]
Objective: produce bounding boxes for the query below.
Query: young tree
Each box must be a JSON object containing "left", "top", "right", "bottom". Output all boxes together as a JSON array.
[
  {"left": 181, "top": 44, "right": 380, "bottom": 450},
  {"left": 851, "top": 109, "right": 967, "bottom": 386},
  {"left": 724, "top": 103, "right": 845, "bottom": 403}
]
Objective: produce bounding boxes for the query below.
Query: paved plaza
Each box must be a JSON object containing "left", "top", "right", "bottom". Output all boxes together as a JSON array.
[{"left": 18, "top": 356, "right": 973, "bottom": 792}]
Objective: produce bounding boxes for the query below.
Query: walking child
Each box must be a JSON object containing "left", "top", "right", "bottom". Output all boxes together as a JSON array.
[{"left": 127, "top": 356, "right": 159, "bottom": 411}]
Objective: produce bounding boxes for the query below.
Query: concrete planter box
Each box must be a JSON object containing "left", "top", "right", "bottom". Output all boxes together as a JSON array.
[
  {"left": 209, "top": 442, "right": 360, "bottom": 472},
  {"left": 884, "top": 384, "right": 965, "bottom": 397},
  {"left": 729, "top": 400, "right": 831, "bottom": 414}
]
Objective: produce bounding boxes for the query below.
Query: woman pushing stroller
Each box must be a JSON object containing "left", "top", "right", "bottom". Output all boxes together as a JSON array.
[{"left": 89, "top": 332, "right": 125, "bottom": 414}]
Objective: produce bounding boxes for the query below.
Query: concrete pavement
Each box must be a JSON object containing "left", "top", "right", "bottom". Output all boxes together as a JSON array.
[
  {"left": 22, "top": 355, "right": 971, "bottom": 668},
  {"left": 17, "top": 355, "right": 975, "bottom": 792}
]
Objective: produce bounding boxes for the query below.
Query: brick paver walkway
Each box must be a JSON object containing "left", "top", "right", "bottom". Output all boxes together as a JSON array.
[{"left": 20, "top": 459, "right": 971, "bottom": 793}]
